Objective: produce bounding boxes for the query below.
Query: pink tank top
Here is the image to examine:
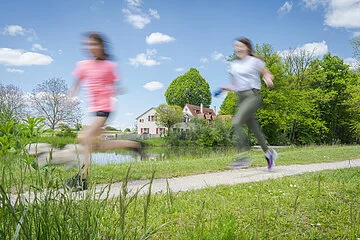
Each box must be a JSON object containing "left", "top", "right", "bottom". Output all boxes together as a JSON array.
[{"left": 73, "top": 60, "right": 119, "bottom": 112}]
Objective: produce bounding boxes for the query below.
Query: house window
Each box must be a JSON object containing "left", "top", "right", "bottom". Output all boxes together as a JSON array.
[
  {"left": 139, "top": 119, "right": 144, "bottom": 123},
  {"left": 151, "top": 115, "right": 155, "bottom": 122}
]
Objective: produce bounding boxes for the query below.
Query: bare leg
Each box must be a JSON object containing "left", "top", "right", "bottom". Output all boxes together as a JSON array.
[
  {"left": 78, "top": 117, "right": 107, "bottom": 179},
  {"left": 77, "top": 117, "right": 141, "bottom": 179}
]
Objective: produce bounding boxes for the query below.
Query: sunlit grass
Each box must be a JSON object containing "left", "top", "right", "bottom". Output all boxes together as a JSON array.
[{"left": 90, "top": 145, "right": 360, "bottom": 184}]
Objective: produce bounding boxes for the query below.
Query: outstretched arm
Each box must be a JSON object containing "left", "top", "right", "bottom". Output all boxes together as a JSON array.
[
  {"left": 261, "top": 67, "right": 274, "bottom": 87},
  {"left": 69, "top": 78, "right": 80, "bottom": 98}
]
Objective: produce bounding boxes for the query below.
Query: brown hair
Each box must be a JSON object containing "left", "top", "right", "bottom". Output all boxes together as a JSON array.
[
  {"left": 86, "top": 32, "right": 111, "bottom": 60},
  {"left": 235, "top": 37, "right": 263, "bottom": 60}
]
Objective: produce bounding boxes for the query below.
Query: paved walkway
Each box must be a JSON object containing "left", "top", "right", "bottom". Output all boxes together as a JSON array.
[{"left": 9, "top": 159, "right": 360, "bottom": 204}]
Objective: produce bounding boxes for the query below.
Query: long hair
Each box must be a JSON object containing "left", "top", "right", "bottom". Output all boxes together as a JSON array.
[
  {"left": 235, "top": 37, "right": 263, "bottom": 60},
  {"left": 84, "top": 32, "right": 113, "bottom": 60}
]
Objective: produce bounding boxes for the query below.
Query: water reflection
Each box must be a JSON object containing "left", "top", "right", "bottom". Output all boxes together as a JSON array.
[
  {"left": 92, "top": 152, "right": 136, "bottom": 165},
  {"left": 91, "top": 147, "right": 234, "bottom": 165},
  {"left": 91, "top": 151, "right": 166, "bottom": 165}
]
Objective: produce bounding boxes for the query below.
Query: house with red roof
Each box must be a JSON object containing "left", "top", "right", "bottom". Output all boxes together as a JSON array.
[{"left": 136, "top": 104, "right": 221, "bottom": 134}]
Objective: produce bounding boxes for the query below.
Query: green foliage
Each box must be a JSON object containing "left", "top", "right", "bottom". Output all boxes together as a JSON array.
[
  {"left": 155, "top": 104, "right": 184, "bottom": 130},
  {"left": 105, "top": 126, "right": 118, "bottom": 131},
  {"left": 219, "top": 44, "right": 360, "bottom": 145},
  {"left": 350, "top": 36, "right": 360, "bottom": 61},
  {"left": 165, "top": 117, "right": 234, "bottom": 147},
  {"left": 165, "top": 68, "right": 211, "bottom": 108},
  {"left": 55, "top": 123, "right": 77, "bottom": 138},
  {"left": 219, "top": 91, "right": 237, "bottom": 115}
]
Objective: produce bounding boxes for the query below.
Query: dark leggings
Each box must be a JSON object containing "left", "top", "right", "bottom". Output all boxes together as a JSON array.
[{"left": 232, "top": 89, "right": 269, "bottom": 153}]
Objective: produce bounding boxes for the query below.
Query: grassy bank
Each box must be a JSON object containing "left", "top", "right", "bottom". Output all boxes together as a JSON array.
[
  {"left": 2, "top": 166, "right": 359, "bottom": 239},
  {"left": 90, "top": 145, "right": 360, "bottom": 184}
]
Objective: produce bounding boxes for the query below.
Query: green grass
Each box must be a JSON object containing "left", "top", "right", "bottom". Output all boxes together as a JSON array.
[
  {"left": 1, "top": 145, "right": 359, "bottom": 239},
  {"left": 2, "top": 166, "right": 359, "bottom": 239},
  {"left": 34, "top": 136, "right": 77, "bottom": 148},
  {"left": 2, "top": 145, "right": 359, "bottom": 189},
  {"left": 142, "top": 167, "right": 360, "bottom": 239},
  {"left": 89, "top": 145, "right": 360, "bottom": 184}
]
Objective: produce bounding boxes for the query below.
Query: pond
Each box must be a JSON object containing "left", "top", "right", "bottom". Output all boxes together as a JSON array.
[
  {"left": 91, "top": 152, "right": 166, "bottom": 165},
  {"left": 91, "top": 147, "right": 235, "bottom": 165}
]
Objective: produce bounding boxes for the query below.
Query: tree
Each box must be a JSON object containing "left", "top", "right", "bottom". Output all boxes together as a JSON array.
[
  {"left": 105, "top": 126, "right": 118, "bottom": 131},
  {"left": 155, "top": 104, "right": 184, "bottom": 130},
  {"left": 351, "top": 36, "right": 360, "bottom": 60},
  {"left": 30, "top": 78, "right": 83, "bottom": 130},
  {"left": 165, "top": 68, "right": 211, "bottom": 108},
  {"left": 0, "top": 84, "right": 28, "bottom": 125},
  {"left": 308, "top": 53, "right": 356, "bottom": 143},
  {"left": 219, "top": 92, "right": 237, "bottom": 115}
]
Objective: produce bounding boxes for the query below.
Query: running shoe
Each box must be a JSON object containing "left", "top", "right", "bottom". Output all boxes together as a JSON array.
[{"left": 265, "top": 149, "right": 278, "bottom": 171}]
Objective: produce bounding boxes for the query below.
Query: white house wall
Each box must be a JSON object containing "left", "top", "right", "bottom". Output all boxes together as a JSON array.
[{"left": 137, "top": 108, "right": 166, "bottom": 134}]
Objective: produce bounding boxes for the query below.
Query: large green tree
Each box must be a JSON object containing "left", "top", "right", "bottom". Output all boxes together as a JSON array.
[
  {"left": 219, "top": 92, "right": 237, "bottom": 115},
  {"left": 308, "top": 53, "right": 357, "bottom": 144},
  {"left": 165, "top": 68, "right": 211, "bottom": 108},
  {"left": 155, "top": 104, "right": 183, "bottom": 130}
]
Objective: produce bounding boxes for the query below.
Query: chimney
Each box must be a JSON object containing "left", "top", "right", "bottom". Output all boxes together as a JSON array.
[{"left": 200, "top": 103, "right": 203, "bottom": 113}]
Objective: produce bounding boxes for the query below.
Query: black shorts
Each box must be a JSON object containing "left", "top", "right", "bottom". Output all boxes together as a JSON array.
[{"left": 94, "top": 111, "right": 111, "bottom": 118}]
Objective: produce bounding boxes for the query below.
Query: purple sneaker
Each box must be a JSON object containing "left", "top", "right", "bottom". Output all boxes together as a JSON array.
[
  {"left": 265, "top": 149, "right": 278, "bottom": 171},
  {"left": 229, "top": 155, "right": 252, "bottom": 169}
]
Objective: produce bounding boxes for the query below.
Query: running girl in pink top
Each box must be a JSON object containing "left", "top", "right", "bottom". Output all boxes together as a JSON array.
[{"left": 68, "top": 32, "right": 141, "bottom": 191}]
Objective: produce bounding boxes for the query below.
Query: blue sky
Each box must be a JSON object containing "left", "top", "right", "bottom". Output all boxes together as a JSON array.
[{"left": 1, "top": 0, "right": 359, "bottom": 130}]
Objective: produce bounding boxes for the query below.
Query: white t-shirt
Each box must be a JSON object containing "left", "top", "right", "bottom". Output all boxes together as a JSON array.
[{"left": 227, "top": 56, "right": 265, "bottom": 91}]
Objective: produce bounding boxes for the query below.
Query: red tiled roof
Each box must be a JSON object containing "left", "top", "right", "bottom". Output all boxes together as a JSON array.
[{"left": 184, "top": 104, "right": 216, "bottom": 117}]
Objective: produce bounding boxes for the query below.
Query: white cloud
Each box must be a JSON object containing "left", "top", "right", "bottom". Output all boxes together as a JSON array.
[
  {"left": 127, "top": 0, "right": 142, "bottom": 7},
  {"left": 211, "top": 51, "right": 225, "bottom": 60},
  {"left": 146, "top": 32, "right": 175, "bottom": 45},
  {"left": 344, "top": 57, "right": 359, "bottom": 70},
  {"left": 325, "top": 0, "right": 360, "bottom": 28},
  {"left": 278, "top": 1, "right": 293, "bottom": 14},
  {"left": 303, "top": 0, "right": 360, "bottom": 28},
  {"left": 143, "top": 81, "right": 164, "bottom": 91},
  {"left": 175, "top": 67, "right": 185, "bottom": 72},
  {"left": 3, "top": 25, "right": 26, "bottom": 36},
  {"left": 159, "top": 56, "right": 172, "bottom": 60},
  {"left": 90, "top": 0, "right": 105, "bottom": 10},
  {"left": 125, "top": 14, "right": 151, "bottom": 29},
  {"left": 278, "top": 41, "right": 328, "bottom": 58},
  {"left": 58, "top": 49, "right": 63, "bottom": 55},
  {"left": 302, "top": 0, "right": 327, "bottom": 10},
  {"left": 6, "top": 68, "right": 24, "bottom": 73},
  {"left": 129, "top": 49, "right": 160, "bottom": 67},
  {"left": 31, "top": 43, "right": 48, "bottom": 52},
  {"left": 2, "top": 25, "right": 38, "bottom": 41},
  {"left": 122, "top": 0, "right": 160, "bottom": 29},
  {"left": 200, "top": 57, "right": 209, "bottom": 63},
  {"left": 0, "top": 48, "right": 53, "bottom": 66},
  {"left": 149, "top": 9, "right": 160, "bottom": 19}
]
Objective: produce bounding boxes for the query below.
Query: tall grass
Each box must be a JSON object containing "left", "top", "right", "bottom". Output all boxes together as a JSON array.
[{"left": 0, "top": 156, "right": 168, "bottom": 239}]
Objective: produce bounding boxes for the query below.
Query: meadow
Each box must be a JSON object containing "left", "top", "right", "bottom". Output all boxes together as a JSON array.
[{"left": 1, "top": 141, "right": 359, "bottom": 239}]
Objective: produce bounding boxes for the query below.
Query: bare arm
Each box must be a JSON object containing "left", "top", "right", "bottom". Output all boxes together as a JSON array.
[
  {"left": 69, "top": 79, "right": 80, "bottom": 98},
  {"left": 220, "top": 84, "right": 237, "bottom": 91},
  {"left": 261, "top": 67, "right": 274, "bottom": 87}
]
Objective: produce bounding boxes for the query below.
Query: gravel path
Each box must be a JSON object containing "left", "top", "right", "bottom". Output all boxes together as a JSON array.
[{"left": 8, "top": 159, "right": 360, "bottom": 204}]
